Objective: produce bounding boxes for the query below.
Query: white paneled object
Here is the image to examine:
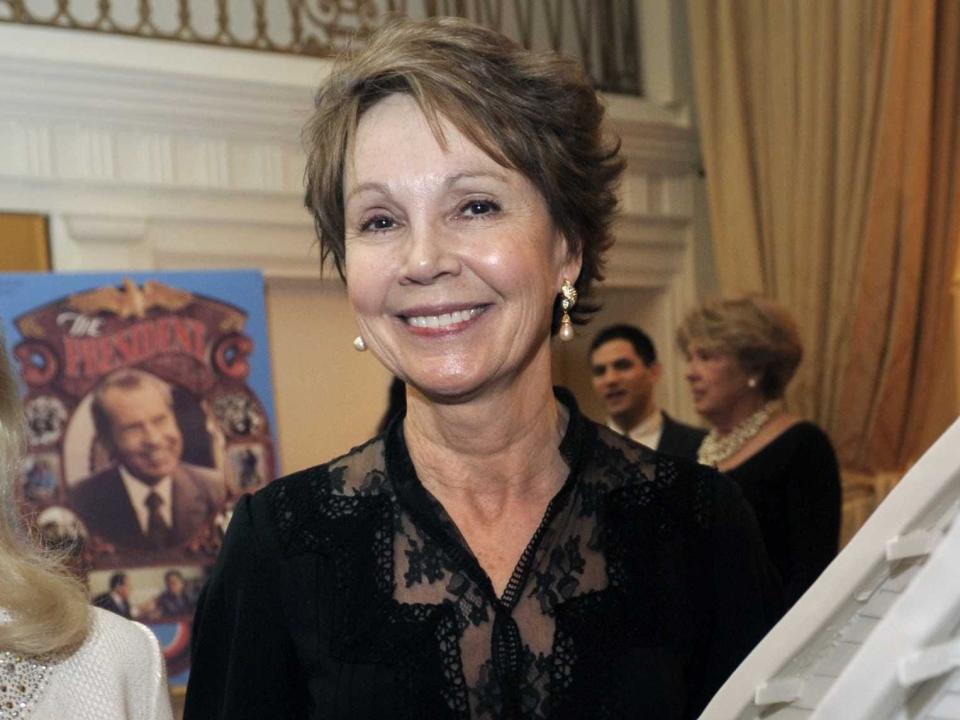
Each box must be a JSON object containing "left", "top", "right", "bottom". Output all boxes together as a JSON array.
[{"left": 702, "top": 418, "right": 960, "bottom": 720}]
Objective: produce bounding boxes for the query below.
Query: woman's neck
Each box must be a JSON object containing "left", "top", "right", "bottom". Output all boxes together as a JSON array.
[
  {"left": 708, "top": 394, "right": 767, "bottom": 435},
  {"left": 403, "top": 359, "right": 568, "bottom": 508}
]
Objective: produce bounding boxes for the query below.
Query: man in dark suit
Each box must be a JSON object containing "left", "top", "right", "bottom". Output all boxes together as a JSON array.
[
  {"left": 92, "top": 572, "right": 132, "bottom": 618},
  {"left": 153, "top": 568, "right": 194, "bottom": 618},
  {"left": 69, "top": 369, "right": 225, "bottom": 555},
  {"left": 589, "top": 324, "right": 706, "bottom": 460}
]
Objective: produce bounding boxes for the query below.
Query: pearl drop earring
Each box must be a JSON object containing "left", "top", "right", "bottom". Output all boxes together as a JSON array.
[
  {"left": 353, "top": 336, "right": 367, "bottom": 352},
  {"left": 558, "top": 280, "right": 577, "bottom": 342}
]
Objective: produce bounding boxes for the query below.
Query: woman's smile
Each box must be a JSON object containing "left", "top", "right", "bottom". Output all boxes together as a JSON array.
[{"left": 397, "top": 303, "right": 490, "bottom": 334}]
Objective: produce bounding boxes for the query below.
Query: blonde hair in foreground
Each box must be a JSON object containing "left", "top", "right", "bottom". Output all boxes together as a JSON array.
[{"left": 0, "top": 335, "right": 90, "bottom": 656}]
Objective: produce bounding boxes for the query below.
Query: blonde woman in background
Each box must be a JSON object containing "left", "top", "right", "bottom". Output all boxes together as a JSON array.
[
  {"left": 0, "top": 335, "right": 173, "bottom": 720},
  {"left": 679, "top": 297, "right": 841, "bottom": 618}
]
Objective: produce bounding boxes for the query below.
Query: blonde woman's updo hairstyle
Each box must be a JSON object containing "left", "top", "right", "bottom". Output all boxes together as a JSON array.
[
  {"left": 303, "top": 16, "right": 625, "bottom": 327},
  {"left": 677, "top": 296, "right": 803, "bottom": 400}
]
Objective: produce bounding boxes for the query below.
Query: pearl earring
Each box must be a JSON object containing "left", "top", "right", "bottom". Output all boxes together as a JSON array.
[
  {"left": 558, "top": 279, "right": 577, "bottom": 342},
  {"left": 747, "top": 377, "right": 758, "bottom": 389},
  {"left": 353, "top": 336, "right": 367, "bottom": 352}
]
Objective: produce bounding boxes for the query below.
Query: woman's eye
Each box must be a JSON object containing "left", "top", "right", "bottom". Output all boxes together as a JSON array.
[
  {"left": 461, "top": 200, "right": 500, "bottom": 217},
  {"left": 360, "top": 215, "right": 395, "bottom": 232}
]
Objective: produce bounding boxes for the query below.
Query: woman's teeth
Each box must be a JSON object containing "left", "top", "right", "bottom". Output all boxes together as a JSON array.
[{"left": 406, "top": 307, "right": 481, "bottom": 328}]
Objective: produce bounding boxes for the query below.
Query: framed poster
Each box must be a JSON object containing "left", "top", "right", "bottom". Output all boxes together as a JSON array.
[{"left": 0, "top": 270, "right": 278, "bottom": 687}]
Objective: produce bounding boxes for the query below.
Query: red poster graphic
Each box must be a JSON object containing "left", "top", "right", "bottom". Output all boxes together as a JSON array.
[{"left": 3, "top": 271, "right": 278, "bottom": 683}]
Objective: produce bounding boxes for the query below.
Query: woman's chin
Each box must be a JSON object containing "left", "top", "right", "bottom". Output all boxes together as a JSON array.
[
  {"left": 409, "top": 376, "right": 487, "bottom": 404},
  {"left": 692, "top": 399, "right": 715, "bottom": 419}
]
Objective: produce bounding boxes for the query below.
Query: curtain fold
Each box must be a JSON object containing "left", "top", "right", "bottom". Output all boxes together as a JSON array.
[
  {"left": 687, "top": 0, "right": 960, "bottom": 471},
  {"left": 897, "top": 0, "right": 960, "bottom": 467}
]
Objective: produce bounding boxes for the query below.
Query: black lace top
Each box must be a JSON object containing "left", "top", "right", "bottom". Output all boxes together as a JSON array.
[{"left": 185, "top": 390, "right": 779, "bottom": 719}]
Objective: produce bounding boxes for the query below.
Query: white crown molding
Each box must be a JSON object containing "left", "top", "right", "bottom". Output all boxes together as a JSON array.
[
  {"left": 63, "top": 214, "right": 147, "bottom": 244},
  {"left": 0, "top": 23, "right": 327, "bottom": 88},
  {"left": 0, "top": 22, "right": 701, "bottom": 296}
]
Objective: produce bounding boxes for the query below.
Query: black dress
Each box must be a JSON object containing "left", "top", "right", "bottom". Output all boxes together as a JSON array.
[
  {"left": 725, "top": 422, "right": 841, "bottom": 615},
  {"left": 185, "top": 390, "right": 779, "bottom": 720}
]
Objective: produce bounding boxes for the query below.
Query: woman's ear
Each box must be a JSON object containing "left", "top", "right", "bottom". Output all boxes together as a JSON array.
[{"left": 555, "top": 232, "right": 583, "bottom": 288}]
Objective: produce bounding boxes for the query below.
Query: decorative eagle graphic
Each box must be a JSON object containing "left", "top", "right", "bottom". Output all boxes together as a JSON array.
[{"left": 68, "top": 278, "right": 194, "bottom": 319}]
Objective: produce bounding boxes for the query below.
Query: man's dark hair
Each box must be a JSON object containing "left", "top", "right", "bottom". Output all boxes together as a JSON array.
[
  {"left": 164, "top": 569, "right": 184, "bottom": 584},
  {"left": 109, "top": 572, "right": 127, "bottom": 590},
  {"left": 589, "top": 324, "right": 658, "bottom": 366}
]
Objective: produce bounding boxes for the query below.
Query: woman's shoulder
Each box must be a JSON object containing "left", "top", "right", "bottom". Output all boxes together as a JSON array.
[
  {"left": 32, "top": 608, "right": 173, "bottom": 720},
  {"left": 242, "top": 434, "right": 393, "bottom": 554},
  {"left": 85, "top": 606, "right": 165, "bottom": 662},
  {"left": 591, "top": 423, "right": 740, "bottom": 527},
  {"left": 725, "top": 418, "right": 838, "bottom": 478},
  {"left": 764, "top": 418, "right": 836, "bottom": 457},
  {"left": 256, "top": 434, "right": 390, "bottom": 503},
  {"left": 784, "top": 419, "right": 833, "bottom": 443},
  {"left": 593, "top": 422, "right": 658, "bottom": 465}
]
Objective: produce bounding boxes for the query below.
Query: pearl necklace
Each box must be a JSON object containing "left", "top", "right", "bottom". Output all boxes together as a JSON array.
[{"left": 697, "top": 402, "right": 780, "bottom": 467}]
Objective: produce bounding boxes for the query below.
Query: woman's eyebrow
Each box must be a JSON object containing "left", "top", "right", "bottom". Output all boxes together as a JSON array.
[
  {"left": 445, "top": 170, "right": 509, "bottom": 186},
  {"left": 345, "top": 181, "right": 391, "bottom": 203},
  {"left": 346, "top": 171, "right": 507, "bottom": 200}
]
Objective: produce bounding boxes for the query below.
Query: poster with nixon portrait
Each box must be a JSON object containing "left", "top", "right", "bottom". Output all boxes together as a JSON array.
[{"left": 0, "top": 270, "right": 278, "bottom": 687}]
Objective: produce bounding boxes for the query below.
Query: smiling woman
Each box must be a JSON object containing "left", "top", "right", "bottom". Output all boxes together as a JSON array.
[
  {"left": 343, "top": 93, "right": 577, "bottom": 401},
  {"left": 185, "top": 17, "right": 780, "bottom": 720}
]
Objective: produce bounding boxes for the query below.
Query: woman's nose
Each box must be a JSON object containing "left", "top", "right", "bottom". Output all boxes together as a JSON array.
[{"left": 399, "top": 221, "right": 460, "bottom": 285}]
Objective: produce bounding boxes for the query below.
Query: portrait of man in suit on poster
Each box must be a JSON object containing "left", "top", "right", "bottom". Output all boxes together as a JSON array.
[
  {"left": 68, "top": 368, "right": 225, "bottom": 558},
  {"left": 91, "top": 571, "right": 133, "bottom": 619}
]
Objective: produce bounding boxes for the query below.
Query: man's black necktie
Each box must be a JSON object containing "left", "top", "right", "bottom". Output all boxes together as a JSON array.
[{"left": 145, "top": 491, "right": 172, "bottom": 549}]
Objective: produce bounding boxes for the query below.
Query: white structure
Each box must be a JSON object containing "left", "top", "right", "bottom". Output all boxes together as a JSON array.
[{"left": 704, "top": 418, "right": 960, "bottom": 720}]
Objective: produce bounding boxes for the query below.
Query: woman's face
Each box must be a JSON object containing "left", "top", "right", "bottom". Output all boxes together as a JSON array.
[
  {"left": 684, "top": 341, "right": 756, "bottom": 422},
  {"left": 343, "top": 94, "right": 580, "bottom": 400}
]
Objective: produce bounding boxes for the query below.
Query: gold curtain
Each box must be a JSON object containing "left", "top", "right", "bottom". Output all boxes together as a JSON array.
[{"left": 687, "top": 0, "right": 960, "bottom": 471}]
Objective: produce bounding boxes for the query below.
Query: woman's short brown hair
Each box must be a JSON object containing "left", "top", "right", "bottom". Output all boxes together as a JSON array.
[
  {"left": 303, "top": 16, "right": 624, "bottom": 327},
  {"left": 676, "top": 296, "right": 803, "bottom": 399}
]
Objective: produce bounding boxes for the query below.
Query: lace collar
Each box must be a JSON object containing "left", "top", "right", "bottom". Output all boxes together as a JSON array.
[{"left": 383, "top": 386, "right": 594, "bottom": 607}]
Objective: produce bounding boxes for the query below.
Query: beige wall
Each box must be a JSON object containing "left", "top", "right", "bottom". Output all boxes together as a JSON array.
[{"left": 265, "top": 279, "right": 391, "bottom": 474}]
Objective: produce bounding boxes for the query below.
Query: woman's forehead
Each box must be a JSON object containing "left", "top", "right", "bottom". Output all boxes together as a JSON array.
[{"left": 345, "top": 95, "right": 520, "bottom": 197}]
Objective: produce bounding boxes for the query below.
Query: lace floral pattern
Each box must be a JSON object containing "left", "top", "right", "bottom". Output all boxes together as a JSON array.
[
  {"left": 246, "top": 390, "right": 773, "bottom": 719},
  {"left": 530, "top": 536, "right": 586, "bottom": 613},
  {"left": 404, "top": 530, "right": 447, "bottom": 587}
]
